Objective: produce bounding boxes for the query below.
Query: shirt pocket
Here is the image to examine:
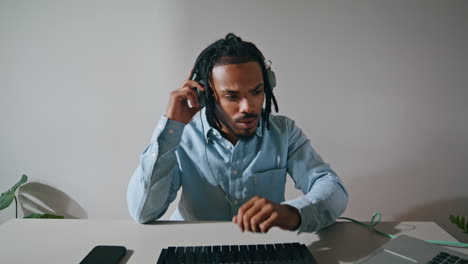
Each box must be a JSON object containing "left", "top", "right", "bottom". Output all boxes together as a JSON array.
[{"left": 253, "top": 168, "right": 287, "bottom": 203}]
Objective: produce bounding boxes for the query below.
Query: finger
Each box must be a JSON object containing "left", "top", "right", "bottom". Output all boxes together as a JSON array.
[
  {"left": 187, "top": 68, "right": 194, "bottom": 80},
  {"left": 232, "top": 216, "right": 244, "bottom": 232},
  {"left": 179, "top": 85, "right": 201, "bottom": 108},
  {"left": 242, "top": 197, "right": 269, "bottom": 232},
  {"left": 249, "top": 207, "right": 272, "bottom": 233},
  {"left": 259, "top": 211, "right": 280, "bottom": 233},
  {"left": 185, "top": 79, "right": 206, "bottom": 91},
  {"left": 245, "top": 198, "right": 270, "bottom": 232},
  {"left": 243, "top": 203, "right": 263, "bottom": 232},
  {"left": 237, "top": 197, "right": 259, "bottom": 232}
]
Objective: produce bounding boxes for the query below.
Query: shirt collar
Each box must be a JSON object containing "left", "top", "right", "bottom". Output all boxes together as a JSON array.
[{"left": 200, "top": 108, "right": 264, "bottom": 143}]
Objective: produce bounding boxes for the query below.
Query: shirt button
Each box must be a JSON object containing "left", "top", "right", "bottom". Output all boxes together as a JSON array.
[
  {"left": 168, "top": 128, "right": 174, "bottom": 134},
  {"left": 213, "top": 131, "right": 218, "bottom": 136},
  {"left": 232, "top": 170, "right": 237, "bottom": 175},
  {"left": 233, "top": 200, "right": 238, "bottom": 205},
  {"left": 227, "top": 145, "right": 232, "bottom": 150}
]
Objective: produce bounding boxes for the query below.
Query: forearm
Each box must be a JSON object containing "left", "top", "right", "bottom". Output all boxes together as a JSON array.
[
  {"left": 127, "top": 117, "right": 185, "bottom": 223},
  {"left": 282, "top": 174, "right": 348, "bottom": 233},
  {"left": 127, "top": 150, "right": 179, "bottom": 223}
]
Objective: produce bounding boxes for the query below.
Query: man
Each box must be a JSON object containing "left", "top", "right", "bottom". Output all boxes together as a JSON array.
[{"left": 127, "top": 33, "right": 348, "bottom": 233}]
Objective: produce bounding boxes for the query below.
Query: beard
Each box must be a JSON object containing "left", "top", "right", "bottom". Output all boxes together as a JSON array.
[{"left": 215, "top": 108, "right": 260, "bottom": 140}]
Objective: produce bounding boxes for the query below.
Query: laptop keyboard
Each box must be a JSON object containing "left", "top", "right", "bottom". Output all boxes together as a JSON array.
[
  {"left": 156, "top": 242, "right": 316, "bottom": 264},
  {"left": 427, "top": 251, "right": 468, "bottom": 264}
]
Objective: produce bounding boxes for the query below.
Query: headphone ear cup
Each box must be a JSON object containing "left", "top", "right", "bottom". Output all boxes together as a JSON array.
[
  {"left": 197, "top": 80, "right": 207, "bottom": 108},
  {"left": 198, "top": 89, "right": 206, "bottom": 108},
  {"left": 191, "top": 72, "right": 206, "bottom": 108},
  {"left": 266, "top": 67, "right": 276, "bottom": 89}
]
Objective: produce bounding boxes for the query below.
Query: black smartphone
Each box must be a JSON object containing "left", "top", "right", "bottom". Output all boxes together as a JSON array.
[{"left": 80, "top": 245, "right": 127, "bottom": 264}]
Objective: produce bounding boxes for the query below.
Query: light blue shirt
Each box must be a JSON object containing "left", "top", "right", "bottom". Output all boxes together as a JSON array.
[{"left": 127, "top": 108, "right": 348, "bottom": 233}]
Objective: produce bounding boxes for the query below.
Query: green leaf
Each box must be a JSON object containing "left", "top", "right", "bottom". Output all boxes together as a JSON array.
[
  {"left": 0, "top": 174, "right": 28, "bottom": 211},
  {"left": 449, "top": 215, "right": 457, "bottom": 224},
  {"left": 24, "top": 213, "right": 64, "bottom": 219},
  {"left": 449, "top": 214, "right": 468, "bottom": 235},
  {"left": 0, "top": 174, "right": 28, "bottom": 197},
  {"left": 0, "top": 195, "right": 15, "bottom": 210}
]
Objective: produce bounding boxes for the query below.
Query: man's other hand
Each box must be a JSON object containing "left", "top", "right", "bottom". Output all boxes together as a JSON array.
[{"left": 232, "top": 196, "right": 301, "bottom": 233}]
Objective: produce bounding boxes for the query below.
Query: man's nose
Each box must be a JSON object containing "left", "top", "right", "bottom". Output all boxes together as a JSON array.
[{"left": 239, "top": 98, "right": 254, "bottom": 113}]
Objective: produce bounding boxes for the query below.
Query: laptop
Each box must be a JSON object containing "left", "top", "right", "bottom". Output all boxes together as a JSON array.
[{"left": 356, "top": 234, "right": 468, "bottom": 263}]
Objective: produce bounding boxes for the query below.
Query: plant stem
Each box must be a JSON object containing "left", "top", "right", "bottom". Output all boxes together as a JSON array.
[{"left": 14, "top": 196, "right": 18, "bottom": 218}]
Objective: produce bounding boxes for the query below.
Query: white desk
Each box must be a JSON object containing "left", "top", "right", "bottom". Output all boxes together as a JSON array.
[{"left": 0, "top": 219, "right": 466, "bottom": 263}]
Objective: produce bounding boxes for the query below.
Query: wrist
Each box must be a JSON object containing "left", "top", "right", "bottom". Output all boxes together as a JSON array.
[{"left": 283, "top": 204, "right": 301, "bottom": 231}]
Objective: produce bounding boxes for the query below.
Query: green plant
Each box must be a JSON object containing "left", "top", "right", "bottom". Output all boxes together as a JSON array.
[
  {"left": 449, "top": 215, "right": 468, "bottom": 234},
  {"left": 0, "top": 174, "right": 64, "bottom": 219},
  {"left": 24, "top": 213, "right": 64, "bottom": 219},
  {"left": 0, "top": 174, "right": 28, "bottom": 218}
]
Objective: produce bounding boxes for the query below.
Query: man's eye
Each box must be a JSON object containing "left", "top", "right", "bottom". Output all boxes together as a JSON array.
[
  {"left": 254, "top": 89, "right": 263, "bottom": 95},
  {"left": 226, "top": 95, "right": 238, "bottom": 101}
]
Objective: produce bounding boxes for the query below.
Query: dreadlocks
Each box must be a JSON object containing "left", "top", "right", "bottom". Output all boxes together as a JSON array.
[{"left": 190, "top": 33, "right": 279, "bottom": 131}]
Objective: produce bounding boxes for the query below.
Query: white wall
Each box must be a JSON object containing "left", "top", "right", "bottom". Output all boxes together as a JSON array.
[{"left": 1, "top": 0, "right": 467, "bottom": 242}]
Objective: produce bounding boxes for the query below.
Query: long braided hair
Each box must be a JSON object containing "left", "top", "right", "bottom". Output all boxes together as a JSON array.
[{"left": 190, "top": 33, "right": 279, "bottom": 131}]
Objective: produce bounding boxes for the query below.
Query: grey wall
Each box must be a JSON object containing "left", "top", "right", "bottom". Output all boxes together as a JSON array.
[{"left": 1, "top": 0, "right": 467, "bottom": 242}]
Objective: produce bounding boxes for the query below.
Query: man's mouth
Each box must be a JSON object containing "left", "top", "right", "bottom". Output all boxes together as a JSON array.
[{"left": 237, "top": 118, "right": 257, "bottom": 129}]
